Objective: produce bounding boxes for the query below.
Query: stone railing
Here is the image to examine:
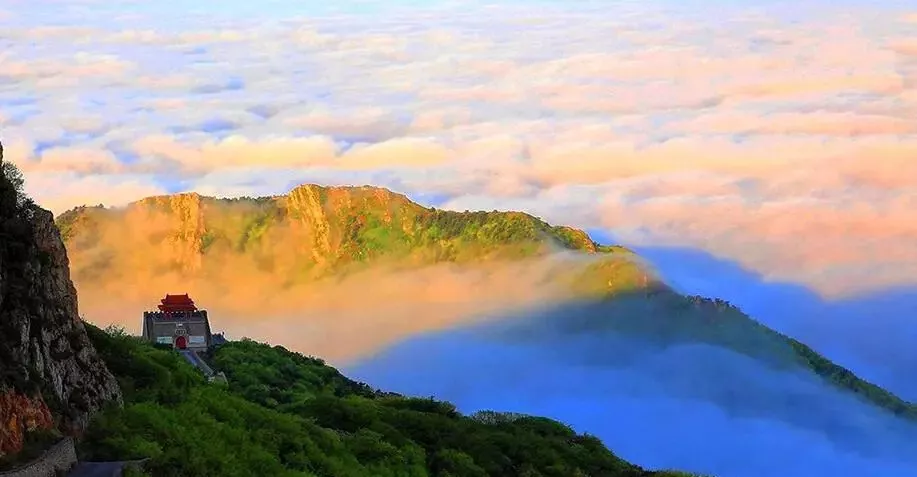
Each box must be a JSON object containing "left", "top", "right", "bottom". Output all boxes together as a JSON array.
[{"left": 0, "top": 437, "right": 76, "bottom": 477}]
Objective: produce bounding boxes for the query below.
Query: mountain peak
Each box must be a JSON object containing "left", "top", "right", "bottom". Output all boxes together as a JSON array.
[
  {"left": 55, "top": 184, "right": 658, "bottom": 306},
  {"left": 131, "top": 191, "right": 203, "bottom": 209}
]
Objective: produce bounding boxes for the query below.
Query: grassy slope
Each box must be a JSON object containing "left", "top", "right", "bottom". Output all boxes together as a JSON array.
[{"left": 80, "top": 324, "right": 702, "bottom": 477}]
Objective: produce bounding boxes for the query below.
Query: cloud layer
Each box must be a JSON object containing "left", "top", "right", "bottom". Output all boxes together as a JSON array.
[{"left": 2, "top": 0, "right": 917, "bottom": 298}]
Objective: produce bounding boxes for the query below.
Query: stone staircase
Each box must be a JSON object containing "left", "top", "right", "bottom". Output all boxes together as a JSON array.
[{"left": 179, "top": 350, "right": 227, "bottom": 384}]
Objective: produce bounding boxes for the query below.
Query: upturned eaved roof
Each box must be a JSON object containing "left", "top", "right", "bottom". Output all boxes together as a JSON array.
[{"left": 158, "top": 293, "right": 198, "bottom": 312}]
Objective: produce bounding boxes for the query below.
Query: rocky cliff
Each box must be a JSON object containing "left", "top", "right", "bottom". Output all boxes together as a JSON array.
[{"left": 0, "top": 144, "right": 122, "bottom": 458}]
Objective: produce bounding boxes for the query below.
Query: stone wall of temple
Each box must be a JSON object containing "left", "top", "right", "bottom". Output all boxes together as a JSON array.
[{"left": 144, "top": 311, "right": 212, "bottom": 349}]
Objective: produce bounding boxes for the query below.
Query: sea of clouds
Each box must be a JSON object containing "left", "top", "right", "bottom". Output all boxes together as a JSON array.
[{"left": 5, "top": 1, "right": 917, "bottom": 475}]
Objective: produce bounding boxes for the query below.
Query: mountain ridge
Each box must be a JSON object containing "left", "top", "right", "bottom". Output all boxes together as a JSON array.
[
  {"left": 53, "top": 182, "right": 917, "bottom": 425},
  {"left": 58, "top": 183, "right": 622, "bottom": 258},
  {"left": 55, "top": 183, "right": 657, "bottom": 300}
]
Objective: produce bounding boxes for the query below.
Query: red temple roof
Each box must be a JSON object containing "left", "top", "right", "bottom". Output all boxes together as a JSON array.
[{"left": 158, "top": 294, "right": 198, "bottom": 312}]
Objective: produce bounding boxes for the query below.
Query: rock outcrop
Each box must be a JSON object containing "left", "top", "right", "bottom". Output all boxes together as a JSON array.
[
  {"left": 129, "top": 192, "right": 206, "bottom": 273},
  {"left": 0, "top": 392, "right": 53, "bottom": 456},
  {"left": 0, "top": 143, "right": 122, "bottom": 458}
]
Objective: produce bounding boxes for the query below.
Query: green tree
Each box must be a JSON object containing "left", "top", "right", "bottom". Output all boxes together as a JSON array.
[
  {"left": 0, "top": 142, "right": 32, "bottom": 212},
  {"left": 2, "top": 162, "right": 23, "bottom": 197}
]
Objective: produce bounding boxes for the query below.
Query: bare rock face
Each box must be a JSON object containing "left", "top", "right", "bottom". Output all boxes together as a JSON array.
[
  {"left": 0, "top": 391, "right": 53, "bottom": 455},
  {"left": 0, "top": 148, "right": 122, "bottom": 457}
]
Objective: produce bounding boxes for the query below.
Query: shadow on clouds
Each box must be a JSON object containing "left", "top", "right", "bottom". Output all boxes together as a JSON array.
[
  {"left": 604, "top": 237, "right": 917, "bottom": 402},
  {"left": 343, "top": 243, "right": 917, "bottom": 477}
]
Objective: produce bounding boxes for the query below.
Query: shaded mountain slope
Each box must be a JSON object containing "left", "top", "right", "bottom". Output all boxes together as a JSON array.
[
  {"left": 345, "top": 291, "right": 917, "bottom": 477},
  {"left": 476, "top": 290, "right": 917, "bottom": 422}
]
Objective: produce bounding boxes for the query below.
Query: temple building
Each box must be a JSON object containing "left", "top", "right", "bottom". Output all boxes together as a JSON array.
[{"left": 141, "top": 294, "right": 213, "bottom": 350}]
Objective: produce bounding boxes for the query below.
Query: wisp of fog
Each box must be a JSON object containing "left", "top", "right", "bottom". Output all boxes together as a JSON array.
[{"left": 79, "top": 253, "right": 590, "bottom": 362}]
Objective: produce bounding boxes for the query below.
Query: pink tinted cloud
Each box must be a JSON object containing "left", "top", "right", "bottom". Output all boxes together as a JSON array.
[
  {"left": 127, "top": 134, "right": 448, "bottom": 174},
  {"left": 0, "top": 53, "right": 134, "bottom": 82},
  {"left": 596, "top": 193, "right": 917, "bottom": 297},
  {"left": 20, "top": 147, "right": 125, "bottom": 175},
  {"left": 676, "top": 111, "right": 917, "bottom": 137},
  {"left": 24, "top": 173, "right": 168, "bottom": 214},
  {"left": 890, "top": 40, "right": 917, "bottom": 56},
  {"left": 130, "top": 134, "right": 340, "bottom": 173}
]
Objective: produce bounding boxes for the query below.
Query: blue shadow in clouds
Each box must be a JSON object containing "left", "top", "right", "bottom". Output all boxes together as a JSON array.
[
  {"left": 583, "top": 231, "right": 917, "bottom": 402},
  {"left": 344, "top": 239, "right": 917, "bottom": 477}
]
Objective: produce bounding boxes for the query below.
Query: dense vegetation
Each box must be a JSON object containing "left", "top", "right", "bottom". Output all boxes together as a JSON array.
[
  {"left": 55, "top": 204, "right": 106, "bottom": 242},
  {"left": 79, "top": 325, "right": 701, "bottom": 477},
  {"left": 0, "top": 149, "right": 36, "bottom": 248},
  {"left": 0, "top": 145, "right": 33, "bottom": 212}
]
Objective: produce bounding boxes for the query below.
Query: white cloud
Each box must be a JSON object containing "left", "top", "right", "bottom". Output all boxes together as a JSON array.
[{"left": 24, "top": 172, "right": 167, "bottom": 213}]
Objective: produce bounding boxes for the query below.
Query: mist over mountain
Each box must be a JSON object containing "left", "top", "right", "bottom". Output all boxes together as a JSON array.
[
  {"left": 56, "top": 184, "right": 917, "bottom": 477},
  {"left": 345, "top": 294, "right": 917, "bottom": 477},
  {"left": 55, "top": 184, "right": 653, "bottom": 362},
  {"left": 4, "top": 150, "right": 704, "bottom": 476},
  {"left": 614, "top": 241, "right": 917, "bottom": 403}
]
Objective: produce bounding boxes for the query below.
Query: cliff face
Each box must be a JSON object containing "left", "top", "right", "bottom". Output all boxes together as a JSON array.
[
  {"left": 0, "top": 150, "right": 122, "bottom": 457},
  {"left": 129, "top": 192, "right": 206, "bottom": 273}
]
